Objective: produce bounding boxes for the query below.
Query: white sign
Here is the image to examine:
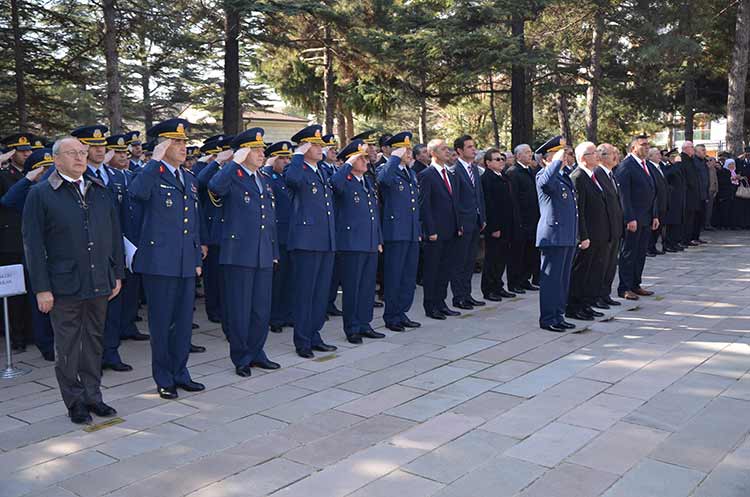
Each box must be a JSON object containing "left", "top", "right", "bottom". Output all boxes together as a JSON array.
[{"left": 0, "top": 265, "right": 26, "bottom": 298}]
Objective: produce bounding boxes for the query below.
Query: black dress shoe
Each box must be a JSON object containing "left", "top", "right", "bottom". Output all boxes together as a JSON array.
[
  {"left": 584, "top": 307, "right": 604, "bottom": 317},
  {"left": 498, "top": 289, "right": 516, "bottom": 298},
  {"left": 468, "top": 297, "right": 486, "bottom": 306},
  {"left": 566, "top": 311, "right": 594, "bottom": 321},
  {"left": 312, "top": 343, "right": 337, "bottom": 352},
  {"left": 102, "top": 362, "right": 133, "bottom": 372},
  {"left": 208, "top": 316, "right": 222, "bottom": 323},
  {"left": 327, "top": 306, "right": 343, "bottom": 317},
  {"left": 646, "top": 251, "right": 657, "bottom": 257},
  {"left": 402, "top": 319, "right": 421, "bottom": 328},
  {"left": 426, "top": 311, "right": 447, "bottom": 320},
  {"left": 69, "top": 404, "right": 92, "bottom": 424},
  {"left": 540, "top": 323, "right": 567, "bottom": 332},
  {"left": 373, "top": 300, "right": 384, "bottom": 308},
  {"left": 236, "top": 365, "right": 253, "bottom": 377},
  {"left": 592, "top": 299, "right": 610, "bottom": 310},
  {"left": 361, "top": 329, "right": 386, "bottom": 339},
  {"left": 270, "top": 324, "right": 283, "bottom": 333},
  {"left": 41, "top": 350, "right": 55, "bottom": 362},
  {"left": 559, "top": 321, "right": 576, "bottom": 329},
  {"left": 453, "top": 300, "right": 473, "bottom": 310},
  {"left": 523, "top": 282, "right": 540, "bottom": 291},
  {"left": 190, "top": 344, "right": 206, "bottom": 353},
  {"left": 250, "top": 359, "right": 281, "bottom": 370},
  {"left": 663, "top": 246, "right": 679, "bottom": 253},
  {"left": 440, "top": 307, "right": 461, "bottom": 316},
  {"left": 158, "top": 386, "right": 178, "bottom": 400},
  {"left": 87, "top": 402, "right": 117, "bottom": 417},
  {"left": 347, "top": 334, "right": 363, "bottom": 344},
  {"left": 123, "top": 331, "right": 150, "bottom": 341},
  {"left": 603, "top": 296, "right": 621, "bottom": 306},
  {"left": 192, "top": 323, "right": 199, "bottom": 329},
  {"left": 509, "top": 286, "right": 526, "bottom": 294},
  {"left": 386, "top": 323, "right": 405, "bottom": 332},
  {"left": 484, "top": 293, "right": 503, "bottom": 302},
  {"left": 177, "top": 381, "right": 205, "bottom": 392},
  {"left": 297, "top": 349, "right": 314, "bottom": 359}
]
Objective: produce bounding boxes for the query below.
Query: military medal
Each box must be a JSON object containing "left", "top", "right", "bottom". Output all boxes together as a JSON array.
[
  {"left": 165, "top": 198, "right": 173, "bottom": 207},
  {"left": 354, "top": 193, "right": 360, "bottom": 204},
  {"left": 244, "top": 194, "right": 250, "bottom": 204},
  {"left": 399, "top": 183, "right": 404, "bottom": 191},
  {"left": 562, "top": 191, "right": 568, "bottom": 199},
  {"left": 312, "top": 185, "right": 318, "bottom": 194}
]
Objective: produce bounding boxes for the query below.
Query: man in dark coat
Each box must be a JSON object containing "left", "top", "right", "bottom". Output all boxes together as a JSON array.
[
  {"left": 680, "top": 141, "right": 701, "bottom": 246},
  {"left": 661, "top": 151, "right": 687, "bottom": 251},
  {"left": 646, "top": 147, "right": 669, "bottom": 256},
  {"left": 594, "top": 144, "right": 623, "bottom": 307},
  {"left": 23, "top": 136, "right": 124, "bottom": 424}
]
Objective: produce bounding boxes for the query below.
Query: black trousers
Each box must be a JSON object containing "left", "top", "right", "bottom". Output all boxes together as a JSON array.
[
  {"left": 509, "top": 236, "right": 539, "bottom": 288},
  {"left": 422, "top": 237, "right": 457, "bottom": 313},
  {"left": 600, "top": 239, "right": 619, "bottom": 298},
  {"left": 618, "top": 226, "right": 650, "bottom": 293},
  {"left": 481, "top": 237, "right": 512, "bottom": 297},
  {"left": 648, "top": 226, "right": 663, "bottom": 252},
  {"left": 692, "top": 202, "right": 705, "bottom": 240},
  {"left": 683, "top": 209, "right": 696, "bottom": 243},
  {"left": 0, "top": 253, "right": 32, "bottom": 346},
  {"left": 49, "top": 296, "right": 108, "bottom": 409},
  {"left": 568, "top": 240, "right": 607, "bottom": 312},
  {"left": 664, "top": 224, "right": 683, "bottom": 248},
  {"left": 450, "top": 228, "right": 480, "bottom": 302}
]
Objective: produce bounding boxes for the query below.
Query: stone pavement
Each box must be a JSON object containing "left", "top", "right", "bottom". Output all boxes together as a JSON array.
[{"left": 2, "top": 231, "right": 750, "bottom": 497}]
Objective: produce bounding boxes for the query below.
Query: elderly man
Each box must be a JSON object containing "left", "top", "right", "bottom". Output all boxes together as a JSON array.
[
  {"left": 680, "top": 141, "right": 701, "bottom": 246},
  {"left": 23, "top": 137, "right": 124, "bottom": 424},
  {"left": 692, "top": 144, "right": 710, "bottom": 243},
  {"left": 594, "top": 144, "right": 624, "bottom": 306},
  {"left": 506, "top": 143, "right": 540, "bottom": 294},
  {"left": 705, "top": 156, "right": 719, "bottom": 230},
  {"left": 646, "top": 147, "right": 669, "bottom": 257},
  {"left": 616, "top": 135, "right": 657, "bottom": 300}
]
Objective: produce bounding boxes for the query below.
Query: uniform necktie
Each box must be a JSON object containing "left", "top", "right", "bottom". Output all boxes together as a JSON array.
[
  {"left": 359, "top": 177, "right": 367, "bottom": 192},
  {"left": 95, "top": 169, "right": 103, "bottom": 182},
  {"left": 640, "top": 159, "right": 650, "bottom": 177},
  {"left": 250, "top": 173, "right": 262, "bottom": 193},
  {"left": 441, "top": 168, "right": 452, "bottom": 194},
  {"left": 174, "top": 168, "right": 184, "bottom": 189}
]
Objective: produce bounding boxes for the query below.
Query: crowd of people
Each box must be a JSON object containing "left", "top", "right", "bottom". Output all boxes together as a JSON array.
[{"left": 0, "top": 120, "right": 744, "bottom": 425}]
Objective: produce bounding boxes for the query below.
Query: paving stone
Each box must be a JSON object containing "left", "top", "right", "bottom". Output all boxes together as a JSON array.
[
  {"left": 601, "top": 458, "right": 705, "bottom": 497},
  {"left": 568, "top": 422, "right": 670, "bottom": 475},
  {"left": 390, "top": 412, "right": 485, "bottom": 451},
  {"left": 231, "top": 367, "right": 316, "bottom": 393},
  {"left": 471, "top": 359, "right": 540, "bottom": 382},
  {"left": 515, "top": 331, "right": 604, "bottom": 364},
  {"left": 336, "top": 385, "right": 426, "bottom": 418},
  {"left": 338, "top": 356, "right": 449, "bottom": 395},
  {"left": 280, "top": 408, "right": 364, "bottom": 444},
  {"left": 493, "top": 352, "right": 601, "bottom": 398},
  {"left": 450, "top": 391, "right": 524, "bottom": 421},
  {"left": 400, "top": 365, "right": 475, "bottom": 390},
  {"left": 426, "top": 338, "right": 499, "bottom": 361},
  {"left": 291, "top": 366, "right": 370, "bottom": 392},
  {"left": 387, "top": 378, "right": 499, "bottom": 422},
  {"left": 432, "top": 455, "right": 546, "bottom": 497},
  {"left": 692, "top": 445, "right": 750, "bottom": 497},
  {"left": 184, "top": 458, "right": 313, "bottom": 497},
  {"left": 261, "top": 387, "right": 361, "bottom": 423},
  {"left": 466, "top": 331, "right": 559, "bottom": 364},
  {"left": 348, "top": 470, "right": 444, "bottom": 497},
  {"left": 403, "top": 429, "right": 517, "bottom": 483},
  {"left": 504, "top": 421, "right": 599, "bottom": 468},
  {"left": 558, "top": 393, "right": 644, "bottom": 431},
  {"left": 96, "top": 421, "right": 198, "bottom": 459},
  {"left": 694, "top": 342, "right": 750, "bottom": 379},
  {"left": 517, "top": 462, "right": 619, "bottom": 497}
]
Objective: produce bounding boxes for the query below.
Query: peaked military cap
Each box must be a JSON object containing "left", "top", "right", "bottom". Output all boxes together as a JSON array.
[
  {"left": 186, "top": 146, "right": 200, "bottom": 158},
  {"left": 106, "top": 134, "right": 129, "bottom": 151},
  {"left": 291, "top": 124, "right": 325, "bottom": 145},
  {"left": 231, "top": 128, "right": 265, "bottom": 150},
  {"left": 220, "top": 135, "right": 235, "bottom": 151},
  {"left": 535, "top": 135, "right": 566, "bottom": 155},
  {"left": 322, "top": 134, "right": 337, "bottom": 147},
  {"left": 351, "top": 130, "right": 378, "bottom": 145},
  {"left": 71, "top": 125, "right": 109, "bottom": 146},
  {"left": 337, "top": 139, "right": 368, "bottom": 162},
  {"left": 31, "top": 137, "right": 46, "bottom": 149},
  {"left": 200, "top": 137, "right": 222, "bottom": 154},
  {"left": 386, "top": 131, "right": 413, "bottom": 148},
  {"left": 125, "top": 131, "right": 142, "bottom": 145},
  {"left": 265, "top": 141, "right": 293, "bottom": 158},
  {"left": 142, "top": 139, "right": 156, "bottom": 153},
  {"left": 147, "top": 118, "right": 190, "bottom": 140},
  {"left": 378, "top": 133, "right": 393, "bottom": 147},
  {"left": 24, "top": 148, "right": 54, "bottom": 172},
  {"left": 2, "top": 132, "right": 37, "bottom": 151}
]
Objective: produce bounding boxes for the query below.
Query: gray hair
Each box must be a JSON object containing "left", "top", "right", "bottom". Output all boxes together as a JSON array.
[
  {"left": 514, "top": 144, "right": 531, "bottom": 156},
  {"left": 427, "top": 139, "right": 444, "bottom": 155},
  {"left": 52, "top": 136, "right": 81, "bottom": 156},
  {"left": 575, "top": 141, "right": 596, "bottom": 164}
]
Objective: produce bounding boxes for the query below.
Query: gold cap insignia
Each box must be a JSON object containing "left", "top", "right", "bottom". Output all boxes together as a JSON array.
[
  {"left": 44, "top": 153, "right": 52, "bottom": 161},
  {"left": 18, "top": 136, "right": 29, "bottom": 145},
  {"left": 282, "top": 143, "right": 288, "bottom": 151},
  {"left": 93, "top": 129, "right": 102, "bottom": 138},
  {"left": 404, "top": 135, "right": 411, "bottom": 146},
  {"left": 176, "top": 123, "right": 185, "bottom": 134},
  {"left": 118, "top": 137, "right": 125, "bottom": 145}
]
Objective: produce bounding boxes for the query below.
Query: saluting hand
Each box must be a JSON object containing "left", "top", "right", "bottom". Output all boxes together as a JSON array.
[
  {"left": 392, "top": 147, "right": 408, "bottom": 160},
  {"left": 198, "top": 154, "right": 214, "bottom": 163},
  {"left": 37, "top": 292, "right": 54, "bottom": 314},
  {"left": 233, "top": 148, "right": 251, "bottom": 165},
  {"left": 428, "top": 234, "right": 438, "bottom": 241},
  {"left": 26, "top": 167, "right": 46, "bottom": 182},
  {"left": 216, "top": 149, "right": 234, "bottom": 163},
  {"left": 552, "top": 149, "right": 566, "bottom": 163},
  {"left": 109, "top": 279, "right": 122, "bottom": 301},
  {"left": 0, "top": 149, "right": 15, "bottom": 164},
  {"left": 104, "top": 150, "right": 115, "bottom": 165},
  {"left": 152, "top": 139, "right": 172, "bottom": 161},
  {"left": 295, "top": 142, "right": 312, "bottom": 156}
]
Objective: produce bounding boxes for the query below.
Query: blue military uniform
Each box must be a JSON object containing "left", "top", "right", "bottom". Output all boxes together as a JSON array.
[
  {"left": 286, "top": 125, "right": 338, "bottom": 357},
  {"left": 208, "top": 129, "right": 279, "bottom": 374},
  {"left": 320, "top": 134, "right": 344, "bottom": 315},
  {"left": 125, "top": 131, "right": 144, "bottom": 172},
  {"left": 535, "top": 137, "right": 579, "bottom": 330},
  {"left": 377, "top": 132, "right": 421, "bottom": 330},
  {"left": 330, "top": 140, "right": 383, "bottom": 342},
  {"left": 263, "top": 141, "right": 295, "bottom": 331},
  {"left": 128, "top": 118, "right": 204, "bottom": 397}
]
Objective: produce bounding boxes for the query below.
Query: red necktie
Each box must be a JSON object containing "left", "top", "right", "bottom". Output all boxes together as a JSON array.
[
  {"left": 591, "top": 173, "right": 602, "bottom": 190},
  {"left": 441, "top": 168, "right": 452, "bottom": 195},
  {"left": 641, "top": 160, "right": 650, "bottom": 177}
]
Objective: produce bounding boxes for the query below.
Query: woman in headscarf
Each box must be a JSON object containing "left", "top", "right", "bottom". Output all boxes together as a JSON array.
[{"left": 717, "top": 159, "right": 742, "bottom": 229}]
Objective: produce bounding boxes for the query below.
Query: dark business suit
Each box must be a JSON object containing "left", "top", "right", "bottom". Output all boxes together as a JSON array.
[
  {"left": 506, "top": 162, "right": 540, "bottom": 288},
  {"left": 480, "top": 170, "right": 521, "bottom": 297},
  {"left": 615, "top": 154, "right": 656, "bottom": 294},
  {"left": 450, "top": 160, "right": 486, "bottom": 303},
  {"left": 23, "top": 170, "right": 124, "bottom": 409},
  {"left": 681, "top": 153, "right": 701, "bottom": 243},
  {"left": 647, "top": 160, "right": 668, "bottom": 253},
  {"left": 568, "top": 167, "right": 610, "bottom": 312},
  {"left": 418, "top": 164, "right": 461, "bottom": 314},
  {"left": 594, "top": 166, "right": 623, "bottom": 300},
  {"left": 661, "top": 160, "right": 686, "bottom": 248}
]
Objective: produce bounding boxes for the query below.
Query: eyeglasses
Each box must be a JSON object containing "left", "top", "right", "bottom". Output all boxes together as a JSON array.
[{"left": 59, "top": 150, "right": 88, "bottom": 158}]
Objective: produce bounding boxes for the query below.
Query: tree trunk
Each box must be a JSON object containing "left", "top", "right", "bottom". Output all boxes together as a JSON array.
[
  {"left": 585, "top": 10, "right": 603, "bottom": 142},
  {"left": 10, "top": 0, "right": 27, "bottom": 131},
  {"left": 488, "top": 73, "right": 500, "bottom": 147},
  {"left": 525, "top": 64, "right": 535, "bottom": 145},
  {"left": 683, "top": 71, "right": 696, "bottom": 142},
  {"left": 136, "top": 25, "right": 154, "bottom": 131},
  {"left": 345, "top": 108, "right": 354, "bottom": 140},
  {"left": 103, "top": 0, "right": 123, "bottom": 133},
  {"left": 323, "top": 25, "right": 336, "bottom": 134},
  {"left": 510, "top": 14, "right": 530, "bottom": 147},
  {"left": 727, "top": 0, "right": 750, "bottom": 155},
  {"left": 223, "top": 4, "right": 241, "bottom": 135},
  {"left": 418, "top": 94, "right": 428, "bottom": 143},
  {"left": 335, "top": 101, "right": 346, "bottom": 143},
  {"left": 556, "top": 92, "right": 572, "bottom": 144}
]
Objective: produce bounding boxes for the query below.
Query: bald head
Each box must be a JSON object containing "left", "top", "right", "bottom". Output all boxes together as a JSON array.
[
  {"left": 682, "top": 141, "right": 694, "bottom": 157},
  {"left": 647, "top": 147, "right": 661, "bottom": 163},
  {"left": 596, "top": 143, "right": 618, "bottom": 170}
]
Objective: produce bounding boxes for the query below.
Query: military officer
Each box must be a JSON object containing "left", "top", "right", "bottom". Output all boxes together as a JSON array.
[
  {"left": 128, "top": 118, "right": 206, "bottom": 399},
  {"left": 185, "top": 146, "right": 200, "bottom": 171},
  {"left": 207, "top": 128, "right": 280, "bottom": 376},
  {"left": 377, "top": 131, "right": 422, "bottom": 331},
  {"left": 329, "top": 139, "right": 385, "bottom": 344},
  {"left": 70, "top": 126, "right": 132, "bottom": 372},
  {"left": 0, "top": 133, "right": 35, "bottom": 352},
  {"left": 535, "top": 136, "right": 578, "bottom": 332},
  {"left": 262, "top": 141, "right": 295, "bottom": 333},
  {"left": 126, "top": 131, "right": 144, "bottom": 171},
  {"left": 320, "top": 134, "right": 339, "bottom": 177},
  {"left": 286, "top": 124, "right": 338, "bottom": 358},
  {"left": 321, "top": 134, "right": 344, "bottom": 317}
]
